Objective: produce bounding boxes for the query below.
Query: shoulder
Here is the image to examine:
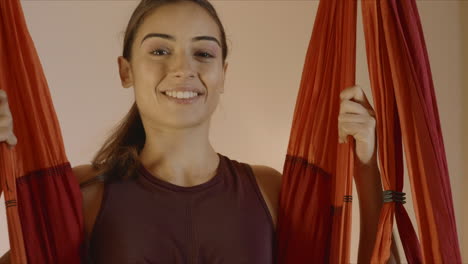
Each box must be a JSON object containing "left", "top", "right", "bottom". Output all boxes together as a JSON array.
[
  {"left": 249, "top": 164, "right": 282, "bottom": 188},
  {"left": 249, "top": 164, "right": 282, "bottom": 229},
  {"left": 72, "top": 164, "right": 105, "bottom": 240},
  {"left": 72, "top": 164, "right": 100, "bottom": 186}
]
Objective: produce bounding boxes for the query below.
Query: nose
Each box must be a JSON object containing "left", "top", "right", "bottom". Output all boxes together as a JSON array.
[{"left": 169, "top": 52, "right": 196, "bottom": 79}]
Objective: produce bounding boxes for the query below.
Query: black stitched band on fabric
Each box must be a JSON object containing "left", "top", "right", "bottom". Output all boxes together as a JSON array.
[
  {"left": 383, "top": 190, "right": 406, "bottom": 204},
  {"left": 6, "top": 199, "right": 17, "bottom": 207},
  {"left": 343, "top": 195, "right": 352, "bottom": 203},
  {"left": 285, "top": 154, "right": 331, "bottom": 178}
]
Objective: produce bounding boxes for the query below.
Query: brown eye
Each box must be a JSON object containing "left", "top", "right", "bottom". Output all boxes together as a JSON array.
[
  {"left": 150, "top": 49, "right": 169, "bottom": 56},
  {"left": 197, "top": 52, "right": 214, "bottom": 58}
]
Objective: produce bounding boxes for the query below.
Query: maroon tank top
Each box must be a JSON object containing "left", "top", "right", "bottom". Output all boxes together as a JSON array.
[{"left": 84, "top": 153, "right": 277, "bottom": 264}]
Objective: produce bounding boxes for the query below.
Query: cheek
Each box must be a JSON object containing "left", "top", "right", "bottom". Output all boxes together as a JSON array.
[
  {"left": 201, "top": 65, "right": 224, "bottom": 90},
  {"left": 133, "top": 61, "right": 166, "bottom": 90},
  {"left": 139, "top": 61, "right": 165, "bottom": 78}
]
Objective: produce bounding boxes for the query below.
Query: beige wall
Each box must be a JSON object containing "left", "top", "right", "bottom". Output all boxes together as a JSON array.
[
  {"left": 1, "top": 1, "right": 465, "bottom": 263},
  {"left": 461, "top": 2, "right": 468, "bottom": 263}
]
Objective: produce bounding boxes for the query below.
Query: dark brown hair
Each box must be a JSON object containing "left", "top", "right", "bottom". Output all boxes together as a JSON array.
[{"left": 84, "top": 0, "right": 229, "bottom": 186}]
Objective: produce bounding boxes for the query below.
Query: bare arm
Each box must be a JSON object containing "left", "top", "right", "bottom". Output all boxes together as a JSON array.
[
  {"left": 354, "top": 160, "right": 401, "bottom": 263},
  {"left": 0, "top": 250, "right": 10, "bottom": 264}
]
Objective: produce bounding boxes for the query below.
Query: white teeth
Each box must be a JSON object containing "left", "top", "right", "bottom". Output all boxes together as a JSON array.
[{"left": 164, "top": 91, "right": 199, "bottom": 99}]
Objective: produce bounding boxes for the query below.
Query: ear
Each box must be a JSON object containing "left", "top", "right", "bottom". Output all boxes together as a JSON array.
[
  {"left": 223, "top": 62, "right": 229, "bottom": 76},
  {"left": 118, "top": 56, "right": 134, "bottom": 88},
  {"left": 220, "top": 62, "right": 228, "bottom": 94}
]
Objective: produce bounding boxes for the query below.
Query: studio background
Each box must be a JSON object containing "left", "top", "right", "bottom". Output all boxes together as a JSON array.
[{"left": 1, "top": 1, "right": 466, "bottom": 263}]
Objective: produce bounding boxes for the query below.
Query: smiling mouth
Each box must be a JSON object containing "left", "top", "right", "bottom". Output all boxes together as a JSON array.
[
  {"left": 160, "top": 91, "right": 205, "bottom": 104},
  {"left": 161, "top": 90, "right": 204, "bottom": 98}
]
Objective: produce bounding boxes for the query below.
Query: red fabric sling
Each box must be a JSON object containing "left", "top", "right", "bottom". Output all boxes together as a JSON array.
[
  {"left": 362, "top": 1, "right": 462, "bottom": 262},
  {"left": 0, "top": 0, "right": 84, "bottom": 263},
  {"left": 276, "top": 0, "right": 357, "bottom": 262},
  {"left": 277, "top": 0, "right": 462, "bottom": 263}
]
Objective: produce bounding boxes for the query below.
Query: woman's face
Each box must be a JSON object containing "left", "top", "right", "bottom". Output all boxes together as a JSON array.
[{"left": 118, "top": 1, "right": 228, "bottom": 130}]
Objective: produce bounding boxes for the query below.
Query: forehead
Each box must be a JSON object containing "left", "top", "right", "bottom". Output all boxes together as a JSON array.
[{"left": 137, "top": 2, "right": 221, "bottom": 42}]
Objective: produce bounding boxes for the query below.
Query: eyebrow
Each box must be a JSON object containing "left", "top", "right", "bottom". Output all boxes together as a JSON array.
[{"left": 140, "top": 33, "right": 221, "bottom": 47}]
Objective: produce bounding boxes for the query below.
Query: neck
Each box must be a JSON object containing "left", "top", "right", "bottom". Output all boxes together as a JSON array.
[{"left": 138, "top": 120, "right": 219, "bottom": 186}]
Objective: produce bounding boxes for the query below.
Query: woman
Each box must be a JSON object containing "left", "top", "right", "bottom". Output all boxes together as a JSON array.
[{"left": 0, "top": 0, "right": 399, "bottom": 263}]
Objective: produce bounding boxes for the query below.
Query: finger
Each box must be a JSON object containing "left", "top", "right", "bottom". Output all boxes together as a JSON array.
[
  {"left": 338, "top": 119, "right": 364, "bottom": 143},
  {"left": 340, "top": 85, "right": 369, "bottom": 103},
  {"left": 339, "top": 100, "right": 370, "bottom": 115},
  {"left": 0, "top": 130, "right": 9, "bottom": 142},
  {"left": 338, "top": 124, "right": 347, "bottom": 144},
  {"left": 338, "top": 113, "right": 375, "bottom": 124},
  {"left": 0, "top": 90, "right": 7, "bottom": 109},
  {"left": 338, "top": 115, "right": 347, "bottom": 143},
  {"left": 0, "top": 115, "right": 13, "bottom": 127},
  {"left": 338, "top": 122, "right": 353, "bottom": 144},
  {"left": 0, "top": 129, "right": 17, "bottom": 145},
  {"left": 0, "top": 96, "right": 9, "bottom": 113},
  {"left": 6, "top": 132, "right": 17, "bottom": 146},
  {"left": 0, "top": 89, "right": 6, "bottom": 100},
  {"left": 340, "top": 122, "right": 373, "bottom": 142},
  {"left": 338, "top": 122, "right": 357, "bottom": 143},
  {"left": 340, "top": 85, "right": 374, "bottom": 115}
]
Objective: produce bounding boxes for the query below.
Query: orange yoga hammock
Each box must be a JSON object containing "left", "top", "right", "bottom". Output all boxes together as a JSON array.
[
  {"left": 0, "top": 0, "right": 84, "bottom": 263},
  {"left": 361, "top": 1, "right": 461, "bottom": 262},
  {"left": 277, "top": 0, "right": 462, "bottom": 263},
  {"left": 0, "top": 0, "right": 462, "bottom": 263}
]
